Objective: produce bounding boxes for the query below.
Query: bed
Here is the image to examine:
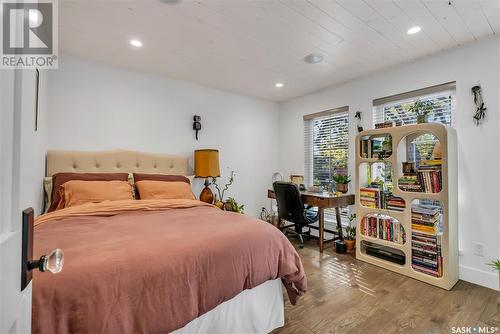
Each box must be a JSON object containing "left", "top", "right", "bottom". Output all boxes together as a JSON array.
[{"left": 33, "top": 150, "right": 306, "bottom": 334}]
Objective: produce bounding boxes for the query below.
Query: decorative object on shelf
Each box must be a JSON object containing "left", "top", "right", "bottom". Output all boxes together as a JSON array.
[
  {"left": 432, "top": 141, "right": 442, "bottom": 159},
  {"left": 471, "top": 85, "right": 487, "bottom": 126},
  {"left": 344, "top": 213, "right": 357, "bottom": 252},
  {"left": 194, "top": 149, "right": 220, "bottom": 204},
  {"left": 224, "top": 197, "right": 245, "bottom": 214},
  {"left": 402, "top": 162, "right": 416, "bottom": 175},
  {"left": 408, "top": 99, "right": 434, "bottom": 124},
  {"left": 192, "top": 115, "right": 201, "bottom": 140},
  {"left": 360, "top": 134, "right": 392, "bottom": 159},
  {"left": 332, "top": 174, "right": 351, "bottom": 193},
  {"left": 380, "top": 136, "right": 392, "bottom": 159}
]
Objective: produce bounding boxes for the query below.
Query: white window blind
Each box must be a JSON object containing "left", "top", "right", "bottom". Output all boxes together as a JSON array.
[
  {"left": 304, "top": 108, "right": 349, "bottom": 189},
  {"left": 304, "top": 107, "right": 349, "bottom": 228},
  {"left": 373, "top": 83, "right": 455, "bottom": 127}
]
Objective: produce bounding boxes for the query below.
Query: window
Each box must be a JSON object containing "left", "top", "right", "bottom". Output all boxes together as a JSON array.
[
  {"left": 304, "top": 107, "right": 349, "bottom": 189},
  {"left": 373, "top": 82, "right": 455, "bottom": 168},
  {"left": 373, "top": 82, "right": 455, "bottom": 127},
  {"left": 304, "top": 107, "right": 349, "bottom": 227}
]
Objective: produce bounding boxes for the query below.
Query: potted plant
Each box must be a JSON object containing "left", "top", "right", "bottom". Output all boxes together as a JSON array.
[
  {"left": 344, "top": 214, "right": 356, "bottom": 252},
  {"left": 332, "top": 174, "right": 351, "bottom": 193},
  {"left": 224, "top": 197, "right": 245, "bottom": 214},
  {"left": 408, "top": 99, "right": 434, "bottom": 123},
  {"left": 489, "top": 259, "right": 500, "bottom": 289}
]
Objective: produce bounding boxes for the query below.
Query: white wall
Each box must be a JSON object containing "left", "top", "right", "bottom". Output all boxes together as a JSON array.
[
  {"left": 278, "top": 36, "right": 500, "bottom": 290},
  {"left": 42, "top": 55, "right": 280, "bottom": 217}
]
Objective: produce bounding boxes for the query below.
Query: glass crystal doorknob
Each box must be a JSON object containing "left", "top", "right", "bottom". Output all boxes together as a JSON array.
[
  {"left": 28, "top": 248, "right": 64, "bottom": 274},
  {"left": 43, "top": 248, "right": 64, "bottom": 273}
]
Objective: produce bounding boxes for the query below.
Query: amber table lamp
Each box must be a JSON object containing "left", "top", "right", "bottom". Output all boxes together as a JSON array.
[{"left": 194, "top": 149, "right": 220, "bottom": 204}]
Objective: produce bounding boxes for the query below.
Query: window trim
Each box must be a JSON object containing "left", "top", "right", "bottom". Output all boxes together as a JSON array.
[
  {"left": 303, "top": 105, "right": 349, "bottom": 121},
  {"left": 372, "top": 81, "right": 456, "bottom": 107},
  {"left": 304, "top": 106, "right": 350, "bottom": 188}
]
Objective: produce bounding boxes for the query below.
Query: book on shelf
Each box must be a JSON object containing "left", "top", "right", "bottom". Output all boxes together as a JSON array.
[
  {"left": 398, "top": 175, "right": 422, "bottom": 192},
  {"left": 360, "top": 186, "right": 405, "bottom": 211},
  {"left": 411, "top": 204, "right": 442, "bottom": 277},
  {"left": 398, "top": 161, "right": 442, "bottom": 193},
  {"left": 416, "top": 169, "right": 442, "bottom": 193},
  {"left": 386, "top": 196, "right": 405, "bottom": 211},
  {"left": 361, "top": 215, "right": 406, "bottom": 245}
]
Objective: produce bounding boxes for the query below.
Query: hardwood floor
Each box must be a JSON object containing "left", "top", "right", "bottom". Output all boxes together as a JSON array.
[{"left": 274, "top": 241, "right": 500, "bottom": 334}]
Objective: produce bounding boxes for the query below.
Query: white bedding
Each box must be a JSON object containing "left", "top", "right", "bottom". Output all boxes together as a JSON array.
[{"left": 173, "top": 279, "right": 284, "bottom": 334}]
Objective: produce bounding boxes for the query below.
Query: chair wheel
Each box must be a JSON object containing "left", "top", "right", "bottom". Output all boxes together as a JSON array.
[{"left": 299, "top": 244, "right": 304, "bottom": 249}]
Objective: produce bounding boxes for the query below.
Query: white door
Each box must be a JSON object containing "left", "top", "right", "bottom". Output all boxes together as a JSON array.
[{"left": 0, "top": 69, "right": 33, "bottom": 333}]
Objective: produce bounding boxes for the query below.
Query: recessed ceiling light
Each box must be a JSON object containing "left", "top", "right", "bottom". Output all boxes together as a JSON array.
[
  {"left": 303, "top": 53, "right": 323, "bottom": 64},
  {"left": 407, "top": 26, "right": 422, "bottom": 35},
  {"left": 129, "top": 39, "right": 143, "bottom": 47},
  {"left": 275, "top": 83, "right": 284, "bottom": 88}
]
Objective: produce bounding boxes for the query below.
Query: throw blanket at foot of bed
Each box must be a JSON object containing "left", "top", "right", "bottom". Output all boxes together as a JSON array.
[{"left": 33, "top": 199, "right": 306, "bottom": 334}]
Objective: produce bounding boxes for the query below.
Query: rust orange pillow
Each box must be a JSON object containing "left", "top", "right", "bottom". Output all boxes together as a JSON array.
[
  {"left": 135, "top": 180, "right": 196, "bottom": 200},
  {"left": 57, "top": 180, "right": 133, "bottom": 209},
  {"left": 49, "top": 172, "right": 129, "bottom": 212}
]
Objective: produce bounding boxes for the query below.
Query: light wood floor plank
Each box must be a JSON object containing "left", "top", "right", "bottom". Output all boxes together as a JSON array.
[{"left": 273, "top": 241, "right": 500, "bottom": 334}]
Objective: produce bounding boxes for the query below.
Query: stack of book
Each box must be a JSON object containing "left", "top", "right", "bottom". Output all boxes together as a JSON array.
[
  {"left": 417, "top": 160, "right": 442, "bottom": 193},
  {"left": 359, "top": 187, "right": 380, "bottom": 208},
  {"left": 374, "top": 121, "right": 394, "bottom": 129},
  {"left": 359, "top": 187, "right": 392, "bottom": 209},
  {"left": 361, "top": 215, "right": 406, "bottom": 245},
  {"left": 411, "top": 204, "right": 442, "bottom": 277},
  {"left": 386, "top": 196, "right": 405, "bottom": 211},
  {"left": 398, "top": 175, "right": 421, "bottom": 192}
]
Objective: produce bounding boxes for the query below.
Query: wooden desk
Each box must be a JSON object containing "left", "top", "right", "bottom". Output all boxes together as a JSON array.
[{"left": 267, "top": 189, "right": 355, "bottom": 253}]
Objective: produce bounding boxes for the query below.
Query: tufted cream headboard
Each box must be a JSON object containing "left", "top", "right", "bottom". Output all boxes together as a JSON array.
[{"left": 46, "top": 150, "right": 190, "bottom": 176}]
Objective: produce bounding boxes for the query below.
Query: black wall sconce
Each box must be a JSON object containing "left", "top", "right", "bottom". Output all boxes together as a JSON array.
[
  {"left": 193, "top": 115, "right": 201, "bottom": 140},
  {"left": 472, "top": 85, "right": 487, "bottom": 126},
  {"left": 21, "top": 208, "right": 64, "bottom": 291},
  {"left": 355, "top": 111, "right": 363, "bottom": 132}
]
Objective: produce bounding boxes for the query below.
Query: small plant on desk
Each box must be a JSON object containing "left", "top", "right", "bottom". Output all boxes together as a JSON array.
[
  {"left": 344, "top": 214, "right": 356, "bottom": 253},
  {"left": 332, "top": 174, "right": 351, "bottom": 193}
]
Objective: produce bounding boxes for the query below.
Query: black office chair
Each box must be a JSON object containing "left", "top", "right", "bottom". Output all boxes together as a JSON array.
[{"left": 273, "top": 181, "right": 319, "bottom": 248}]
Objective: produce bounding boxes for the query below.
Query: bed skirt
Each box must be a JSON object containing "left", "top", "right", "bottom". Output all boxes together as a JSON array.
[{"left": 173, "top": 279, "right": 284, "bottom": 334}]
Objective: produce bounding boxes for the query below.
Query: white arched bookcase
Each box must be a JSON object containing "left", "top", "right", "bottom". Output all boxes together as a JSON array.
[{"left": 355, "top": 123, "right": 458, "bottom": 290}]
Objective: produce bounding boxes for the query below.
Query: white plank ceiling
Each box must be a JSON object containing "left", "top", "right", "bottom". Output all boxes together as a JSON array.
[{"left": 59, "top": 0, "right": 499, "bottom": 102}]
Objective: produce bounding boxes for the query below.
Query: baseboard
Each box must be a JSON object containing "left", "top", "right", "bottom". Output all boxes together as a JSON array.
[{"left": 459, "top": 265, "right": 499, "bottom": 291}]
